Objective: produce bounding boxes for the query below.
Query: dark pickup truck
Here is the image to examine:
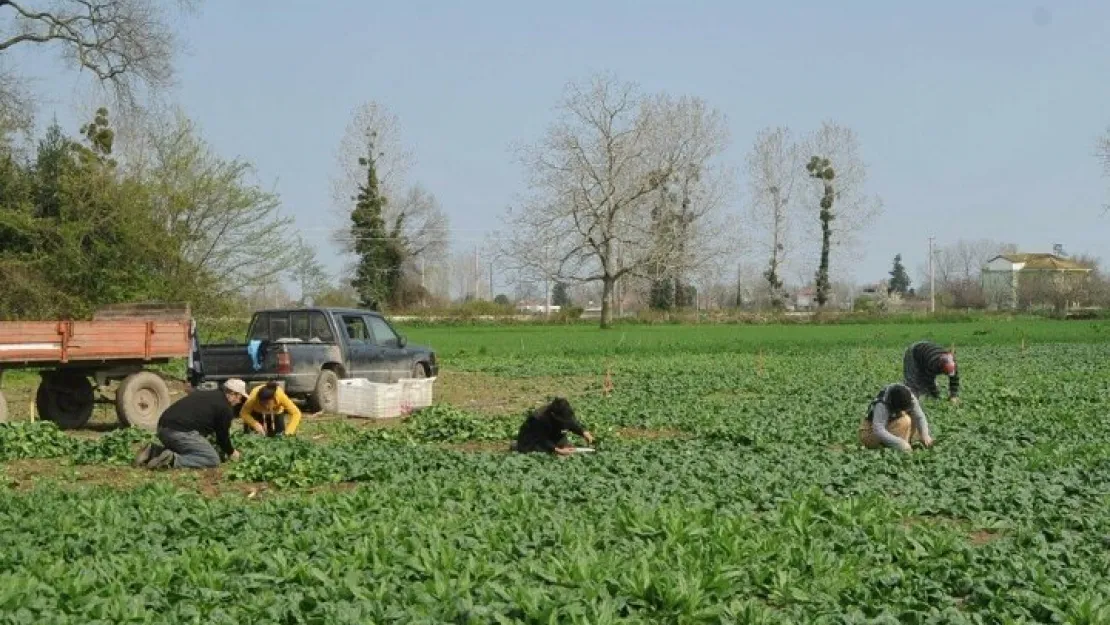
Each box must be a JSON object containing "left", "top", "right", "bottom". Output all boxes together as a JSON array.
[{"left": 188, "top": 307, "right": 437, "bottom": 413}]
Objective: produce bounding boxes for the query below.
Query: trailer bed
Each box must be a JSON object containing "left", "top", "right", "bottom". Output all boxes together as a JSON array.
[{"left": 0, "top": 319, "right": 191, "bottom": 366}]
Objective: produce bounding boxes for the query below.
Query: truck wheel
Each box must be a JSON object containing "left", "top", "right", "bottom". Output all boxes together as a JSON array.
[
  {"left": 308, "top": 369, "right": 339, "bottom": 414},
  {"left": 116, "top": 371, "right": 171, "bottom": 431},
  {"left": 36, "top": 372, "right": 94, "bottom": 429},
  {"left": 0, "top": 390, "right": 8, "bottom": 424}
]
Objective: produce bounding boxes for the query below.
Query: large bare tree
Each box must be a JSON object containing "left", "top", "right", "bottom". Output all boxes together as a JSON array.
[
  {"left": 746, "top": 126, "right": 801, "bottom": 308},
  {"left": 0, "top": 0, "right": 197, "bottom": 112},
  {"left": 796, "top": 121, "right": 883, "bottom": 285},
  {"left": 497, "top": 72, "right": 733, "bottom": 328}
]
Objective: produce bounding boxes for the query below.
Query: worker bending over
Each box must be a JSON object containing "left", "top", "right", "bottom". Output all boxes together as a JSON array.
[
  {"left": 903, "top": 340, "right": 960, "bottom": 404},
  {"left": 513, "top": 397, "right": 594, "bottom": 455},
  {"left": 135, "top": 378, "right": 248, "bottom": 469},
  {"left": 859, "top": 383, "right": 934, "bottom": 453},
  {"left": 241, "top": 381, "right": 302, "bottom": 437}
]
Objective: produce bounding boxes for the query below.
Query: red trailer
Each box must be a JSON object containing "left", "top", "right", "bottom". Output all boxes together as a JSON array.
[{"left": 0, "top": 303, "right": 193, "bottom": 430}]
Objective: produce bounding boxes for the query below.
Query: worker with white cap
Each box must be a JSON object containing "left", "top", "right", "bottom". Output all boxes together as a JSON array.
[{"left": 135, "top": 378, "right": 249, "bottom": 469}]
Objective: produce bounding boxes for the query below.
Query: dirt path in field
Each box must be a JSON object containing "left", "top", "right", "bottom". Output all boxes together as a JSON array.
[
  {"left": 435, "top": 370, "right": 603, "bottom": 415},
  {"left": 0, "top": 458, "right": 356, "bottom": 500}
]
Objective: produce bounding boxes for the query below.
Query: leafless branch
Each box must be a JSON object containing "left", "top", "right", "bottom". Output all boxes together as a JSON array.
[
  {"left": 498, "top": 71, "right": 735, "bottom": 326},
  {"left": 0, "top": 0, "right": 196, "bottom": 111}
]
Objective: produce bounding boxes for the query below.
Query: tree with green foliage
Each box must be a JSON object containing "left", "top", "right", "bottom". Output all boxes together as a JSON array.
[
  {"left": 135, "top": 110, "right": 297, "bottom": 313},
  {"left": 888, "top": 254, "right": 911, "bottom": 295},
  {"left": 806, "top": 156, "right": 835, "bottom": 307},
  {"left": 349, "top": 139, "right": 403, "bottom": 310}
]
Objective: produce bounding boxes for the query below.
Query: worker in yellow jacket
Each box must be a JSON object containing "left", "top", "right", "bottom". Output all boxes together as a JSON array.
[{"left": 240, "top": 381, "right": 302, "bottom": 437}]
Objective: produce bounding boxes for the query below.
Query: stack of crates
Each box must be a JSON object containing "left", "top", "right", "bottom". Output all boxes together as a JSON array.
[{"left": 336, "top": 379, "right": 403, "bottom": 419}]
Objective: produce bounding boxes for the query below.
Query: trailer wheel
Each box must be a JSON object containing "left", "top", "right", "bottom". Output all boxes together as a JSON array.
[
  {"left": 308, "top": 369, "right": 339, "bottom": 414},
  {"left": 36, "top": 372, "right": 94, "bottom": 429},
  {"left": 116, "top": 371, "right": 171, "bottom": 431},
  {"left": 0, "top": 390, "right": 8, "bottom": 424}
]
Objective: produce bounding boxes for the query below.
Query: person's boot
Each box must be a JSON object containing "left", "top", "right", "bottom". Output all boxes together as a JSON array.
[
  {"left": 133, "top": 444, "right": 155, "bottom": 468},
  {"left": 146, "top": 449, "right": 175, "bottom": 469}
]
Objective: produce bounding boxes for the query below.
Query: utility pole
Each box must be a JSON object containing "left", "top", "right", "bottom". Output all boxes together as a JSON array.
[
  {"left": 420, "top": 257, "right": 426, "bottom": 308},
  {"left": 928, "top": 236, "right": 936, "bottom": 314},
  {"left": 489, "top": 261, "right": 494, "bottom": 301}
]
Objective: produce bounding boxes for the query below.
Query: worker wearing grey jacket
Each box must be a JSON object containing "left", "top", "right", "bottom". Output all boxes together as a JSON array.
[{"left": 859, "top": 383, "right": 934, "bottom": 453}]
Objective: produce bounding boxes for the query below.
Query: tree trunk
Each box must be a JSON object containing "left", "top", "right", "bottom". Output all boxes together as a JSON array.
[{"left": 600, "top": 276, "right": 614, "bottom": 329}]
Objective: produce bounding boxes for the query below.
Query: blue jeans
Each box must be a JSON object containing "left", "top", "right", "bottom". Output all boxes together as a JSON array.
[{"left": 156, "top": 428, "right": 220, "bottom": 469}]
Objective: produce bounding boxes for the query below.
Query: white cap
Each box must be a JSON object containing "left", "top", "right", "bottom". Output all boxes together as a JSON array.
[{"left": 223, "top": 378, "right": 248, "bottom": 398}]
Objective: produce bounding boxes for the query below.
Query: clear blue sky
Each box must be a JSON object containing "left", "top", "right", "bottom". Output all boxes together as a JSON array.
[{"left": 16, "top": 0, "right": 1110, "bottom": 288}]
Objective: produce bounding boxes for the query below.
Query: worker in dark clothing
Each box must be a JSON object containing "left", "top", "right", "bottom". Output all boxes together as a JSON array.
[
  {"left": 134, "top": 378, "right": 249, "bottom": 469},
  {"left": 903, "top": 340, "right": 960, "bottom": 404},
  {"left": 512, "top": 397, "right": 594, "bottom": 455}
]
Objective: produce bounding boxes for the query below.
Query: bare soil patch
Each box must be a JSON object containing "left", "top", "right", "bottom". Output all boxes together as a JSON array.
[
  {"left": 969, "top": 530, "right": 1002, "bottom": 546},
  {"left": 437, "top": 371, "right": 601, "bottom": 415},
  {"left": 1, "top": 458, "right": 356, "bottom": 500}
]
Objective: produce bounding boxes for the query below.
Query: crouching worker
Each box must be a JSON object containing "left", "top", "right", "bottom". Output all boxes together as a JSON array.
[
  {"left": 134, "top": 378, "right": 248, "bottom": 469},
  {"left": 903, "top": 340, "right": 960, "bottom": 404},
  {"left": 512, "top": 397, "right": 594, "bottom": 455},
  {"left": 240, "top": 381, "right": 302, "bottom": 437},
  {"left": 858, "top": 383, "right": 934, "bottom": 453}
]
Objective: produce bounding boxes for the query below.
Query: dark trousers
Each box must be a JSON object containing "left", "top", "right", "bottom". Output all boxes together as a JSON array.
[{"left": 243, "top": 412, "right": 285, "bottom": 437}]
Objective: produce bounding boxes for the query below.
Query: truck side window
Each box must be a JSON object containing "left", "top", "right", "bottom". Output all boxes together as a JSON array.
[
  {"left": 290, "top": 312, "right": 310, "bottom": 341},
  {"left": 248, "top": 314, "right": 270, "bottom": 341},
  {"left": 341, "top": 315, "right": 370, "bottom": 342},
  {"left": 310, "top": 312, "right": 334, "bottom": 342},
  {"left": 367, "top": 315, "right": 400, "bottom": 348}
]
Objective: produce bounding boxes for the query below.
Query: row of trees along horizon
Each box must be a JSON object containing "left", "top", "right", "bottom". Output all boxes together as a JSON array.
[{"left": 1, "top": 1, "right": 1108, "bottom": 327}]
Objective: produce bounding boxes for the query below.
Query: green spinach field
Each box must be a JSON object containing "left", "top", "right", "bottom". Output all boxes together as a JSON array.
[{"left": 2, "top": 319, "right": 1110, "bottom": 624}]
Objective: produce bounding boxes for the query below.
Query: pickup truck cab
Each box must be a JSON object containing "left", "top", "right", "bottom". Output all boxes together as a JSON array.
[{"left": 189, "top": 307, "right": 437, "bottom": 413}]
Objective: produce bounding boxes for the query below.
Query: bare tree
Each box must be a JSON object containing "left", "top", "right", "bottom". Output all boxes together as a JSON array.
[
  {"left": 746, "top": 126, "right": 801, "bottom": 308},
  {"left": 0, "top": 0, "right": 197, "bottom": 111},
  {"left": 450, "top": 249, "right": 481, "bottom": 301},
  {"left": 331, "top": 101, "right": 413, "bottom": 211},
  {"left": 920, "top": 238, "right": 1017, "bottom": 308},
  {"left": 288, "top": 237, "right": 330, "bottom": 305},
  {"left": 497, "top": 72, "right": 733, "bottom": 328},
  {"left": 796, "top": 121, "right": 882, "bottom": 284},
  {"left": 1098, "top": 129, "right": 1110, "bottom": 213}
]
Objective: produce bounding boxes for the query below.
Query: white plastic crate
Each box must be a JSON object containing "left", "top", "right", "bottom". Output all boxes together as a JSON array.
[
  {"left": 336, "top": 378, "right": 403, "bottom": 419},
  {"left": 399, "top": 377, "right": 436, "bottom": 411}
]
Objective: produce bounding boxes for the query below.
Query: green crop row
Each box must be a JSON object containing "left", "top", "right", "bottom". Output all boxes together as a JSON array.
[{"left": 1, "top": 320, "right": 1110, "bottom": 623}]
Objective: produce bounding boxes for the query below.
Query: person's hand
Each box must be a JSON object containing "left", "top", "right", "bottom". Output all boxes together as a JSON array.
[
  {"left": 583, "top": 431, "right": 595, "bottom": 445},
  {"left": 899, "top": 441, "right": 913, "bottom": 453},
  {"left": 230, "top": 450, "right": 241, "bottom": 462},
  {"left": 253, "top": 424, "right": 267, "bottom": 436},
  {"left": 554, "top": 446, "right": 575, "bottom": 456},
  {"left": 921, "top": 435, "right": 934, "bottom": 448}
]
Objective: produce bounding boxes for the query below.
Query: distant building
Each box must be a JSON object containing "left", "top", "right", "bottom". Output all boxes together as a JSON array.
[
  {"left": 516, "top": 300, "right": 561, "bottom": 314},
  {"left": 981, "top": 253, "right": 1092, "bottom": 310}
]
